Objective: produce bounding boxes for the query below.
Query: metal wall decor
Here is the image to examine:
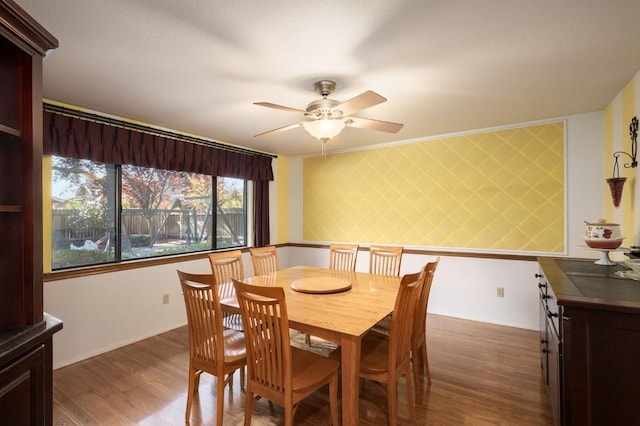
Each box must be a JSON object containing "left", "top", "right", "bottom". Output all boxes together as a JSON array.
[{"left": 607, "top": 116, "right": 638, "bottom": 207}]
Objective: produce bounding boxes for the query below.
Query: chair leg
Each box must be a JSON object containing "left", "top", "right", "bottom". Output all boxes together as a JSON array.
[
  {"left": 194, "top": 369, "right": 202, "bottom": 390},
  {"left": 329, "top": 374, "right": 339, "bottom": 426},
  {"left": 185, "top": 366, "right": 196, "bottom": 421},
  {"left": 284, "top": 404, "right": 294, "bottom": 426},
  {"left": 216, "top": 375, "right": 225, "bottom": 426},
  {"left": 405, "top": 370, "right": 416, "bottom": 422},
  {"left": 422, "top": 342, "right": 431, "bottom": 384},
  {"left": 240, "top": 366, "right": 245, "bottom": 389},
  {"left": 412, "top": 343, "right": 421, "bottom": 401},
  {"left": 244, "top": 391, "right": 255, "bottom": 426},
  {"left": 388, "top": 378, "right": 398, "bottom": 426}
]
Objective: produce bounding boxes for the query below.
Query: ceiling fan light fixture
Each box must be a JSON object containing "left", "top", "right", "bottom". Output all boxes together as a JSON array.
[{"left": 303, "top": 119, "right": 345, "bottom": 140}]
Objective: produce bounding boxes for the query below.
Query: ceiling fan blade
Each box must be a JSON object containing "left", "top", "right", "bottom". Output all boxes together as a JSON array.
[
  {"left": 334, "top": 91, "right": 387, "bottom": 117},
  {"left": 347, "top": 116, "right": 404, "bottom": 133},
  {"left": 254, "top": 122, "right": 304, "bottom": 138},
  {"left": 254, "top": 102, "right": 306, "bottom": 114}
]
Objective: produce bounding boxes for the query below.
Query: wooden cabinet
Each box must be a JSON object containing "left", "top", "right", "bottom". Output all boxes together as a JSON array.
[
  {"left": 0, "top": 1, "right": 61, "bottom": 424},
  {"left": 537, "top": 271, "right": 563, "bottom": 425},
  {"left": 0, "top": 315, "right": 61, "bottom": 425},
  {"left": 538, "top": 257, "right": 640, "bottom": 426}
]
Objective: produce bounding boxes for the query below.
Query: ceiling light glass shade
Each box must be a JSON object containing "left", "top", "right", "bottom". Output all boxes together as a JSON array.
[{"left": 303, "top": 119, "right": 346, "bottom": 140}]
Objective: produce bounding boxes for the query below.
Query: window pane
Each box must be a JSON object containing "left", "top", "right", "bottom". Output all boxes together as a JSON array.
[
  {"left": 216, "top": 177, "right": 246, "bottom": 248},
  {"left": 121, "top": 165, "right": 214, "bottom": 259},
  {"left": 51, "top": 156, "right": 116, "bottom": 269}
]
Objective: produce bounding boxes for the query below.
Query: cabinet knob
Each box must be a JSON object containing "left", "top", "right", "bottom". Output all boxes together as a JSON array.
[
  {"left": 540, "top": 339, "right": 547, "bottom": 344},
  {"left": 535, "top": 273, "right": 544, "bottom": 278},
  {"left": 538, "top": 283, "right": 547, "bottom": 289},
  {"left": 542, "top": 348, "right": 549, "bottom": 354},
  {"left": 547, "top": 312, "right": 558, "bottom": 318}
]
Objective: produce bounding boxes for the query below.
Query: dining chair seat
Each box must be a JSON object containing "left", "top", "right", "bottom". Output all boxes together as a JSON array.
[
  {"left": 360, "top": 332, "right": 393, "bottom": 374},
  {"left": 281, "top": 346, "right": 338, "bottom": 394},
  {"left": 219, "top": 329, "right": 247, "bottom": 362}
]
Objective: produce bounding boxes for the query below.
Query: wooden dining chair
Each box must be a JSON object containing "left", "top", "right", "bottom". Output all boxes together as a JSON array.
[
  {"left": 208, "top": 250, "right": 245, "bottom": 330},
  {"left": 368, "top": 245, "right": 404, "bottom": 336},
  {"left": 328, "top": 243, "right": 359, "bottom": 271},
  {"left": 302, "top": 243, "right": 359, "bottom": 347},
  {"left": 356, "top": 271, "right": 422, "bottom": 425},
  {"left": 232, "top": 279, "right": 341, "bottom": 426},
  {"left": 249, "top": 245, "right": 279, "bottom": 276},
  {"left": 177, "top": 270, "right": 246, "bottom": 426},
  {"left": 369, "top": 245, "right": 403, "bottom": 276},
  {"left": 412, "top": 257, "right": 440, "bottom": 390}
]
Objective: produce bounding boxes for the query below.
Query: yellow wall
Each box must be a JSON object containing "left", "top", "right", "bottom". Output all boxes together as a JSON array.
[
  {"left": 303, "top": 122, "right": 565, "bottom": 253},
  {"left": 604, "top": 72, "right": 639, "bottom": 243}
]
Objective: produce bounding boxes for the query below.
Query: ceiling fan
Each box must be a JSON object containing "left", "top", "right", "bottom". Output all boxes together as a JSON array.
[{"left": 253, "top": 80, "right": 404, "bottom": 145}]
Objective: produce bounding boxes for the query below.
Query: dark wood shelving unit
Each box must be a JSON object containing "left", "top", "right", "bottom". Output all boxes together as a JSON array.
[{"left": 0, "top": 1, "right": 61, "bottom": 424}]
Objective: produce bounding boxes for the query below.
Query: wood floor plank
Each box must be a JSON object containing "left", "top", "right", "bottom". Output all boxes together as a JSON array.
[{"left": 52, "top": 314, "right": 553, "bottom": 425}]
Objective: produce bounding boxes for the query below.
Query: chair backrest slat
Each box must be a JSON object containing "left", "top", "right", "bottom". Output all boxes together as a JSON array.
[
  {"left": 250, "top": 246, "right": 279, "bottom": 276},
  {"left": 328, "top": 243, "right": 359, "bottom": 271},
  {"left": 369, "top": 245, "right": 403, "bottom": 276},
  {"left": 413, "top": 257, "right": 440, "bottom": 343},
  {"left": 389, "top": 271, "right": 421, "bottom": 370},
  {"left": 233, "top": 280, "right": 292, "bottom": 393},
  {"left": 178, "top": 271, "right": 223, "bottom": 365},
  {"left": 208, "top": 250, "right": 244, "bottom": 300}
]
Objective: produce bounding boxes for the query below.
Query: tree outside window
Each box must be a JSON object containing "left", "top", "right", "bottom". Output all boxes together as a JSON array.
[{"left": 51, "top": 156, "right": 246, "bottom": 269}]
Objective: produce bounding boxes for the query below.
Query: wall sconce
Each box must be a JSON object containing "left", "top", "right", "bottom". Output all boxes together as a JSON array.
[{"left": 607, "top": 116, "right": 638, "bottom": 207}]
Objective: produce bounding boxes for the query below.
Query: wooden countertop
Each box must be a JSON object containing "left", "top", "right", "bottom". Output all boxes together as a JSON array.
[{"left": 538, "top": 257, "right": 640, "bottom": 313}]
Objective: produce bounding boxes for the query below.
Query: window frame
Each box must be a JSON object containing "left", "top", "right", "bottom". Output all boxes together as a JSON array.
[{"left": 49, "top": 156, "right": 249, "bottom": 271}]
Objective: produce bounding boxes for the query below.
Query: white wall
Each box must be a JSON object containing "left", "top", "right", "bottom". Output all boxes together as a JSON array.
[
  {"left": 44, "top": 112, "right": 604, "bottom": 369},
  {"left": 45, "top": 253, "right": 255, "bottom": 369},
  {"left": 279, "top": 245, "right": 540, "bottom": 329},
  {"left": 566, "top": 111, "right": 607, "bottom": 259}
]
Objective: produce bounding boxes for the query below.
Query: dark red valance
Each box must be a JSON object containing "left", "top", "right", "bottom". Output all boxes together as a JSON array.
[{"left": 43, "top": 111, "right": 274, "bottom": 181}]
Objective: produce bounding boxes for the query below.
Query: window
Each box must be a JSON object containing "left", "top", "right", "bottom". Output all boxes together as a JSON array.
[{"left": 51, "top": 156, "right": 247, "bottom": 270}]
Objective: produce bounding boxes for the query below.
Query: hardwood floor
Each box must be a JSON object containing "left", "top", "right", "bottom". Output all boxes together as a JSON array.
[{"left": 52, "top": 314, "right": 553, "bottom": 425}]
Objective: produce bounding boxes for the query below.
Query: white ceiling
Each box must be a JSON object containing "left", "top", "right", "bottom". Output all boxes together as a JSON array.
[{"left": 15, "top": 0, "right": 640, "bottom": 157}]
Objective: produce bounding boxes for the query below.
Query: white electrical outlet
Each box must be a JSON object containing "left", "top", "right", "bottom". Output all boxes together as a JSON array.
[
  {"left": 496, "top": 287, "right": 504, "bottom": 297},
  {"left": 162, "top": 293, "right": 170, "bottom": 304}
]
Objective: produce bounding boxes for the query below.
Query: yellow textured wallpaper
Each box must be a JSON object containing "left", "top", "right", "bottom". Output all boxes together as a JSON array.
[{"left": 303, "top": 122, "right": 565, "bottom": 253}]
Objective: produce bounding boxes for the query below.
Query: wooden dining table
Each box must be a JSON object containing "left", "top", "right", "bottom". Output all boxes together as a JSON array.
[{"left": 221, "top": 265, "right": 401, "bottom": 426}]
